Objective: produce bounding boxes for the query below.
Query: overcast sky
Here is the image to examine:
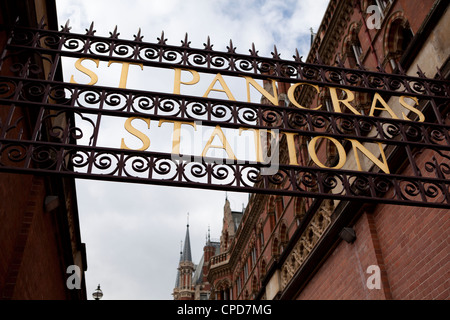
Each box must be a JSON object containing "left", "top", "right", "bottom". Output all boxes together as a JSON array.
[{"left": 55, "top": 0, "right": 329, "bottom": 300}]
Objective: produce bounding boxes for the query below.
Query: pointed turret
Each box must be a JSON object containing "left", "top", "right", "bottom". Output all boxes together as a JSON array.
[
  {"left": 173, "top": 213, "right": 195, "bottom": 300},
  {"left": 181, "top": 215, "right": 192, "bottom": 262}
]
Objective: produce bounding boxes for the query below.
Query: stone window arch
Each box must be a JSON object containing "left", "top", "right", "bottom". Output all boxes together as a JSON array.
[
  {"left": 272, "top": 237, "right": 279, "bottom": 258},
  {"left": 260, "top": 259, "right": 267, "bottom": 278},
  {"left": 294, "top": 197, "right": 306, "bottom": 222},
  {"left": 251, "top": 275, "right": 258, "bottom": 294},
  {"left": 279, "top": 222, "right": 288, "bottom": 247},
  {"left": 343, "top": 23, "right": 363, "bottom": 68},
  {"left": 383, "top": 12, "right": 414, "bottom": 71}
]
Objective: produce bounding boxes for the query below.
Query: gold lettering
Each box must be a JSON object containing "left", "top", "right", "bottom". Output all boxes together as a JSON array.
[
  {"left": 120, "top": 117, "right": 151, "bottom": 151},
  {"left": 399, "top": 96, "right": 425, "bottom": 122},
  {"left": 70, "top": 58, "right": 100, "bottom": 85},
  {"left": 158, "top": 120, "right": 197, "bottom": 154},
  {"left": 287, "top": 83, "right": 322, "bottom": 110},
  {"left": 308, "top": 136, "right": 346, "bottom": 169},
  {"left": 203, "top": 73, "right": 236, "bottom": 101},
  {"left": 243, "top": 77, "right": 278, "bottom": 105},
  {"left": 347, "top": 139, "right": 390, "bottom": 174},
  {"left": 107, "top": 61, "right": 144, "bottom": 89},
  {"left": 173, "top": 68, "right": 200, "bottom": 95},
  {"left": 329, "top": 87, "right": 361, "bottom": 115},
  {"left": 369, "top": 93, "right": 399, "bottom": 119},
  {"left": 202, "top": 125, "right": 236, "bottom": 160}
]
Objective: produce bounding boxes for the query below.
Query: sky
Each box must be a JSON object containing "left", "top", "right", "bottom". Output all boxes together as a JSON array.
[{"left": 55, "top": 0, "right": 330, "bottom": 300}]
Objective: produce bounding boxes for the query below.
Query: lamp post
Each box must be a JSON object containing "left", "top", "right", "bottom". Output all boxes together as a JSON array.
[{"left": 92, "top": 284, "right": 103, "bottom": 300}]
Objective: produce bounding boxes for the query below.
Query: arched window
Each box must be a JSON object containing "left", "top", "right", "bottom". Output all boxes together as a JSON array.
[
  {"left": 384, "top": 14, "right": 414, "bottom": 71},
  {"left": 279, "top": 223, "right": 288, "bottom": 254},
  {"left": 343, "top": 24, "right": 363, "bottom": 68},
  {"left": 272, "top": 237, "right": 279, "bottom": 257},
  {"left": 294, "top": 197, "right": 306, "bottom": 222},
  {"left": 252, "top": 275, "right": 258, "bottom": 294},
  {"left": 275, "top": 196, "right": 284, "bottom": 220},
  {"left": 280, "top": 223, "right": 288, "bottom": 245},
  {"left": 260, "top": 259, "right": 267, "bottom": 278}
]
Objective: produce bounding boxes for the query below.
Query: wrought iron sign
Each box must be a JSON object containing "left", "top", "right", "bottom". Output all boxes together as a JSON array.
[{"left": 0, "top": 20, "right": 449, "bottom": 208}]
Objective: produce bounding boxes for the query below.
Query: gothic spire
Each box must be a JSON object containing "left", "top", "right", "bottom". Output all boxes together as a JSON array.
[{"left": 181, "top": 213, "right": 192, "bottom": 262}]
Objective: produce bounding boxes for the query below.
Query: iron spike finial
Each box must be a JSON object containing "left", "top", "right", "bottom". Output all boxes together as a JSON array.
[
  {"left": 416, "top": 65, "right": 426, "bottom": 78},
  {"left": 397, "top": 63, "right": 406, "bottom": 75},
  {"left": 250, "top": 42, "right": 259, "bottom": 57},
  {"left": 227, "top": 39, "right": 236, "bottom": 54},
  {"left": 109, "top": 25, "right": 120, "bottom": 39},
  {"left": 61, "top": 19, "right": 71, "bottom": 32},
  {"left": 204, "top": 36, "right": 213, "bottom": 50},
  {"left": 134, "top": 28, "right": 143, "bottom": 42},
  {"left": 294, "top": 48, "right": 303, "bottom": 62},
  {"left": 272, "top": 45, "right": 280, "bottom": 59},
  {"left": 86, "top": 21, "right": 96, "bottom": 36},
  {"left": 158, "top": 30, "right": 167, "bottom": 45},
  {"left": 38, "top": 16, "right": 46, "bottom": 29},
  {"left": 181, "top": 33, "right": 191, "bottom": 47},
  {"left": 376, "top": 62, "right": 386, "bottom": 73}
]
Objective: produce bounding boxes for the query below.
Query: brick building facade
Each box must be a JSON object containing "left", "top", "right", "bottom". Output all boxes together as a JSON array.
[
  {"left": 181, "top": 0, "right": 449, "bottom": 300},
  {"left": 0, "top": 0, "right": 87, "bottom": 300}
]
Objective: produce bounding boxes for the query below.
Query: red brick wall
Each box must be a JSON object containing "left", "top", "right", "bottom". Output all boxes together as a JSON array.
[
  {"left": 294, "top": 0, "right": 448, "bottom": 300},
  {"left": 0, "top": 175, "right": 70, "bottom": 299},
  {"left": 295, "top": 149, "right": 449, "bottom": 300},
  {"left": 373, "top": 202, "right": 449, "bottom": 299},
  {"left": 296, "top": 212, "right": 390, "bottom": 300},
  {"left": 0, "top": 7, "right": 77, "bottom": 299},
  {"left": 0, "top": 174, "right": 34, "bottom": 297},
  {"left": 297, "top": 201, "right": 448, "bottom": 300}
]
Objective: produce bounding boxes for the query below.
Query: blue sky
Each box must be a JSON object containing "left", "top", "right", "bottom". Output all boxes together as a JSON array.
[{"left": 55, "top": 0, "right": 329, "bottom": 300}]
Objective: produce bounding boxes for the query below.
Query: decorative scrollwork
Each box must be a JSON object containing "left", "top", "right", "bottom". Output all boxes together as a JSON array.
[
  {"left": 32, "top": 145, "right": 58, "bottom": 169},
  {"left": 0, "top": 79, "right": 17, "bottom": 99},
  {"left": 0, "top": 22, "right": 448, "bottom": 210},
  {"left": 2, "top": 143, "right": 27, "bottom": 164}
]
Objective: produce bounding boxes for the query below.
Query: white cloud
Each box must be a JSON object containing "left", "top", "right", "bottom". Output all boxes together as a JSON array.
[{"left": 55, "top": 0, "right": 329, "bottom": 300}]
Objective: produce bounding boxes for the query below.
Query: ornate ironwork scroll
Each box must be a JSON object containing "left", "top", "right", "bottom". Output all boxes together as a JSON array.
[{"left": 0, "top": 21, "right": 449, "bottom": 208}]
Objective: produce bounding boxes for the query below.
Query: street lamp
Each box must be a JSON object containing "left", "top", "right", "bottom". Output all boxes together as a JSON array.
[{"left": 92, "top": 284, "right": 103, "bottom": 300}]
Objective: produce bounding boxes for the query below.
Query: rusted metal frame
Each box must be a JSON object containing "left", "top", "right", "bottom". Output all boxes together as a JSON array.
[
  {"left": 1, "top": 74, "right": 448, "bottom": 131},
  {"left": 6, "top": 42, "right": 448, "bottom": 102},
  {"left": 1, "top": 24, "right": 449, "bottom": 209},
  {"left": 24, "top": 26, "right": 65, "bottom": 169},
  {"left": 1, "top": 76, "right": 448, "bottom": 153},
  {"left": 0, "top": 137, "right": 449, "bottom": 208},
  {"left": 0, "top": 99, "right": 448, "bottom": 160},
  {"left": 4, "top": 26, "right": 450, "bottom": 101}
]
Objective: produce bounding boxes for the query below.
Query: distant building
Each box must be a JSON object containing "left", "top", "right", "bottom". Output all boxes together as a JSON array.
[{"left": 173, "top": 221, "right": 221, "bottom": 300}]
